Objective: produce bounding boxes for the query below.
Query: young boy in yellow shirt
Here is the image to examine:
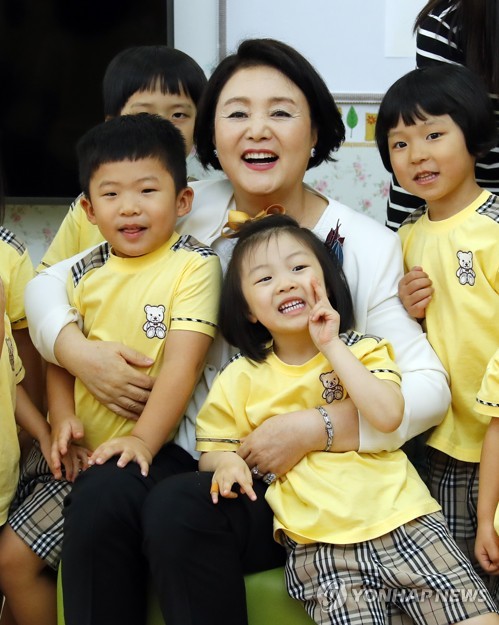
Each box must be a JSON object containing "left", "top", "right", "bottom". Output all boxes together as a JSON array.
[{"left": 0, "top": 113, "right": 221, "bottom": 625}]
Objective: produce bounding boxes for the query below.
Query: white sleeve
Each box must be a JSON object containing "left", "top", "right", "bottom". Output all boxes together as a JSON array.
[
  {"left": 24, "top": 250, "right": 92, "bottom": 364},
  {"left": 358, "top": 236, "right": 450, "bottom": 453}
]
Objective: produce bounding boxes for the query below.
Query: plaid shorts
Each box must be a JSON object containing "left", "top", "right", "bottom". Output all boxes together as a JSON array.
[
  {"left": 8, "top": 443, "right": 72, "bottom": 570},
  {"left": 284, "top": 512, "right": 498, "bottom": 625},
  {"left": 426, "top": 447, "right": 499, "bottom": 603}
]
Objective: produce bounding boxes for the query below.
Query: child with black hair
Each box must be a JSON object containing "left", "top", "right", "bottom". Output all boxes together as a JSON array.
[
  {"left": 386, "top": 0, "right": 499, "bottom": 230},
  {"left": 39, "top": 45, "right": 207, "bottom": 271},
  {"left": 0, "top": 113, "right": 221, "bottom": 625},
  {"left": 376, "top": 63, "right": 499, "bottom": 600},
  {"left": 196, "top": 214, "right": 498, "bottom": 625}
]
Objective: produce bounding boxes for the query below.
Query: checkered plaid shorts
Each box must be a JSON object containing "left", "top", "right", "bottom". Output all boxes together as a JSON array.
[
  {"left": 426, "top": 447, "right": 499, "bottom": 603},
  {"left": 8, "top": 443, "right": 71, "bottom": 570},
  {"left": 283, "top": 512, "right": 498, "bottom": 625}
]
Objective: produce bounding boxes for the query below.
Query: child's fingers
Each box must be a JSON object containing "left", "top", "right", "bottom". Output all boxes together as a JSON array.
[
  {"left": 309, "top": 302, "right": 328, "bottom": 322},
  {"left": 50, "top": 441, "right": 62, "bottom": 479},
  {"left": 114, "top": 449, "right": 150, "bottom": 477},
  {"left": 210, "top": 480, "right": 220, "bottom": 504},
  {"left": 74, "top": 447, "right": 90, "bottom": 472},
  {"left": 218, "top": 476, "right": 239, "bottom": 499},
  {"left": 310, "top": 276, "right": 327, "bottom": 304},
  {"left": 239, "top": 481, "right": 257, "bottom": 502},
  {"left": 88, "top": 444, "right": 112, "bottom": 467},
  {"left": 62, "top": 453, "right": 78, "bottom": 483},
  {"left": 56, "top": 426, "right": 71, "bottom": 456}
]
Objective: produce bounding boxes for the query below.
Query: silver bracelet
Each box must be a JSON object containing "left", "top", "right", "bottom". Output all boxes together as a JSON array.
[{"left": 315, "top": 406, "right": 334, "bottom": 452}]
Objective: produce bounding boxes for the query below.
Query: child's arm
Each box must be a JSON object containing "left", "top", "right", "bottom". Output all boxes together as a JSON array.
[
  {"left": 47, "top": 363, "right": 90, "bottom": 481},
  {"left": 309, "top": 278, "right": 404, "bottom": 433},
  {"left": 398, "top": 266, "right": 433, "bottom": 319},
  {"left": 13, "top": 327, "right": 45, "bottom": 412},
  {"left": 476, "top": 417, "right": 499, "bottom": 574},
  {"left": 199, "top": 451, "right": 257, "bottom": 504},
  {"left": 14, "top": 384, "right": 52, "bottom": 469},
  {"left": 89, "top": 329, "right": 213, "bottom": 476}
]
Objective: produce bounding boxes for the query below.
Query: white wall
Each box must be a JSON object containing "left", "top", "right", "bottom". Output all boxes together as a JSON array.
[
  {"left": 173, "top": 0, "right": 220, "bottom": 77},
  {"left": 174, "top": 0, "right": 426, "bottom": 94}
]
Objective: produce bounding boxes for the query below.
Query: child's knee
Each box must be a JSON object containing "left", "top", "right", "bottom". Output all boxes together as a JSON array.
[{"left": 0, "top": 526, "right": 44, "bottom": 583}]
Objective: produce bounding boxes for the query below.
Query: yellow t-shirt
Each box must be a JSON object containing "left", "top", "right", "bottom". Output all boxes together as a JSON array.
[
  {"left": 196, "top": 332, "right": 440, "bottom": 545},
  {"left": 399, "top": 191, "right": 499, "bottom": 462},
  {"left": 68, "top": 232, "right": 221, "bottom": 451},
  {"left": 0, "top": 312, "right": 25, "bottom": 524},
  {"left": 0, "top": 227, "right": 35, "bottom": 330}
]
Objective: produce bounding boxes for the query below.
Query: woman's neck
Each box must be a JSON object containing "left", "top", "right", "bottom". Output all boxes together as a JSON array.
[{"left": 232, "top": 184, "right": 327, "bottom": 230}]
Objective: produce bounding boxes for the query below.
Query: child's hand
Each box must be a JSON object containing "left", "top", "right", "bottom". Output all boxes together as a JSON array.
[
  {"left": 88, "top": 435, "right": 153, "bottom": 477},
  {"left": 308, "top": 277, "right": 340, "bottom": 350},
  {"left": 60, "top": 444, "right": 91, "bottom": 483},
  {"left": 51, "top": 417, "right": 85, "bottom": 479},
  {"left": 210, "top": 454, "right": 256, "bottom": 504},
  {"left": 398, "top": 266, "right": 433, "bottom": 319},
  {"left": 475, "top": 522, "right": 499, "bottom": 575},
  {"left": 38, "top": 431, "right": 58, "bottom": 476}
]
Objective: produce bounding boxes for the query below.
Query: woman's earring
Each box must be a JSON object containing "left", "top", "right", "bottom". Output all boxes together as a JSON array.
[
  {"left": 213, "top": 149, "right": 218, "bottom": 158},
  {"left": 310, "top": 147, "right": 316, "bottom": 158}
]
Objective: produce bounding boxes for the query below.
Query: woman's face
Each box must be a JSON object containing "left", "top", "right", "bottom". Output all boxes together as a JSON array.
[{"left": 213, "top": 65, "right": 317, "bottom": 203}]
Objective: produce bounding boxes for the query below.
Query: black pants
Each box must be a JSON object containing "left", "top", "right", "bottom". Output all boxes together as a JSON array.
[
  {"left": 61, "top": 444, "right": 197, "bottom": 625},
  {"left": 142, "top": 471, "right": 286, "bottom": 625}
]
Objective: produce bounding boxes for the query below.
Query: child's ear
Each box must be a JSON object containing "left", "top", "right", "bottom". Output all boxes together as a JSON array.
[
  {"left": 176, "top": 186, "right": 194, "bottom": 218},
  {"left": 80, "top": 196, "right": 98, "bottom": 225}
]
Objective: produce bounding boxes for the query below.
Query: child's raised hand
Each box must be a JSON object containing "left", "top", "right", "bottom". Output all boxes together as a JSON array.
[
  {"left": 398, "top": 266, "right": 433, "bottom": 319},
  {"left": 210, "top": 454, "right": 256, "bottom": 504},
  {"left": 308, "top": 277, "right": 340, "bottom": 350},
  {"left": 88, "top": 435, "right": 153, "bottom": 477}
]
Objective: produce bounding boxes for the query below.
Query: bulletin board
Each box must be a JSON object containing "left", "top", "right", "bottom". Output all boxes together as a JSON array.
[{"left": 224, "top": 0, "right": 426, "bottom": 102}]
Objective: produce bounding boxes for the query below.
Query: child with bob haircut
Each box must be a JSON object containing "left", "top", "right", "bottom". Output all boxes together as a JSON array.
[
  {"left": 39, "top": 45, "right": 207, "bottom": 272},
  {"left": 376, "top": 64, "right": 499, "bottom": 600},
  {"left": 0, "top": 113, "right": 221, "bottom": 625},
  {"left": 196, "top": 214, "right": 498, "bottom": 625}
]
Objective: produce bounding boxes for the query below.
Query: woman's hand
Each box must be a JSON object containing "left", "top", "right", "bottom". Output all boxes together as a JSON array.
[
  {"left": 55, "top": 324, "right": 155, "bottom": 420},
  {"left": 238, "top": 399, "right": 360, "bottom": 477},
  {"left": 398, "top": 266, "right": 433, "bottom": 319},
  {"left": 238, "top": 410, "right": 321, "bottom": 477}
]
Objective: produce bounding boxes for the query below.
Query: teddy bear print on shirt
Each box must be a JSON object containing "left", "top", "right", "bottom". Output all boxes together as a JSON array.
[
  {"left": 456, "top": 250, "right": 476, "bottom": 286},
  {"left": 143, "top": 304, "right": 167, "bottom": 339},
  {"left": 319, "top": 371, "right": 344, "bottom": 403}
]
